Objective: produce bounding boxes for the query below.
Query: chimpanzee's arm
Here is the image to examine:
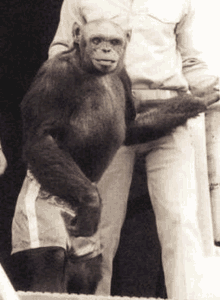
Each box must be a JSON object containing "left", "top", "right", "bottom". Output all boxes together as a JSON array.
[
  {"left": 24, "top": 133, "right": 99, "bottom": 205},
  {"left": 24, "top": 131, "right": 101, "bottom": 237},
  {"left": 125, "top": 92, "right": 220, "bottom": 145},
  {"left": 118, "top": 68, "right": 136, "bottom": 125}
]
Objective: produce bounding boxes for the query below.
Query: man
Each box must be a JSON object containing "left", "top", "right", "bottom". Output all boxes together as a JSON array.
[{"left": 28, "top": 0, "right": 220, "bottom": 298}]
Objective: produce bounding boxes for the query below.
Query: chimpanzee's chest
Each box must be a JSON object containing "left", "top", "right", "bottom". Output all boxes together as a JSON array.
[
  {"left": 70, "top": 74, "right": 126, "bottom": 142},
  {"left": 68, "top": 74, "right": 127, "bottom": 181}
]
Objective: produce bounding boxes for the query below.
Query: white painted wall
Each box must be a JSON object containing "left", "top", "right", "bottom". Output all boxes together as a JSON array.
[{"left": 194, "top": 0, "right": 220, "bottom": 75}]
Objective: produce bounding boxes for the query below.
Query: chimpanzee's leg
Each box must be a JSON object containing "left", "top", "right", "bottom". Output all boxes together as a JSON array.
[
  {"left": 66, "top": 254, "right": 102, "bottom": 294},
  {"left": 11, "top": 247, "right": 66, "bottom": 293}
]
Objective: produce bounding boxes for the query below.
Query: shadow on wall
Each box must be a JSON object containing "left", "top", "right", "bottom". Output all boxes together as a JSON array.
[{"left": 0, "top": 0, "right": 63, "bottom": 280}]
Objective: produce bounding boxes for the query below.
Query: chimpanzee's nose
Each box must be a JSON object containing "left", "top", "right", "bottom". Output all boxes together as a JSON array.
[{"left": 102, "top": 48, "right": 111, "bottom": 53}]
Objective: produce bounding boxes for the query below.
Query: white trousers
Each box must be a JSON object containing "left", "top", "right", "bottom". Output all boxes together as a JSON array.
[{"left": 96, "top": 113, "right": 217, "bottom": 299}]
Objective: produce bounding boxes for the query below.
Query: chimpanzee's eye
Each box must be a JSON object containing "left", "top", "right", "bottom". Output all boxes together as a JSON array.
[
  {"left": 110, "top": 39, "right": 122, "bottom": 46},
  {"left": 92, "top": 37, "right": 102, "bottom": 45}
]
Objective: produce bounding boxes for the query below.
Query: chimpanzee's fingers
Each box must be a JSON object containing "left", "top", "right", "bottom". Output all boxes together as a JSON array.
[
  {"left": 202, "top": 92, "right": 220, "bottom": 107},
  {"left": 214, "top": 85, "right": 220, "bottom": 91}
]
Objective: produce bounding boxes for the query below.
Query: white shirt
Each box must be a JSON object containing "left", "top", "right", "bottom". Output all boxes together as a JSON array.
[{"left": 48, "top": 0, "right": 218, "bottom": 99}]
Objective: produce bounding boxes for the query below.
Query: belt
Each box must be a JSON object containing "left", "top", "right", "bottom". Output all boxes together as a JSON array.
[{"left": 132, "top": 89, "right": 178, "bottom": 101}]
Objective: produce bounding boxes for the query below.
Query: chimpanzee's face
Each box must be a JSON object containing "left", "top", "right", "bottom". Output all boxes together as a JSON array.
[{"left": 75, "top": 20, "right": 129, "bottom": 73}]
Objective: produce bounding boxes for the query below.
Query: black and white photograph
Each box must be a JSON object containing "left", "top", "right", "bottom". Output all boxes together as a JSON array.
[{"left": 1, "top": 0, "right": 220, "bottom": 299}]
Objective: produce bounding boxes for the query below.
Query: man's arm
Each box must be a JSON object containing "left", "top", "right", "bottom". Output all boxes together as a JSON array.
[
  {"left": 176, "top": 0, "right": 219, "bottom": 97},
  {"left": 48, "top": 0, "right": 84, "bottom": 58}
]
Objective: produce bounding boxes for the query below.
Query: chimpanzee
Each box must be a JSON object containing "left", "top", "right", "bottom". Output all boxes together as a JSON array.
[
  {"left": 11, "top": 19, "right": 135, "bottom": 295},
  {"left": 11, "top": 19, "right": 219, "bottom": 294}
]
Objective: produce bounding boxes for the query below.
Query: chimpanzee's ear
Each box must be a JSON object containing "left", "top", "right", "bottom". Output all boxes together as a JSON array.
[
  {"left": 126, "top": 29, "right": 132, "bottom": 42},
  {"left": 72, "top": 22, "right": 81, "bottom": 44}
]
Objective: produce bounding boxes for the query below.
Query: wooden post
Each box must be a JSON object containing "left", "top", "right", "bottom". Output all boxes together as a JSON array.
[
  {"left": 206, "top": 102, "right": 220, "bottom": 243},
  {"left": 187, "top": 113, "right": 214, "bottom": 256}
]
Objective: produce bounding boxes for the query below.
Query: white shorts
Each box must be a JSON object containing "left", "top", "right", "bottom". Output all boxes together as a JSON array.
[{"left": 12, "top": 170, "right": 101, "bottom": 260}]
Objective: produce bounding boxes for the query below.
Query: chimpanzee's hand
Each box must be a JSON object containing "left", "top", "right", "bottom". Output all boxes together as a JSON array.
[
  {"left": 78, "top": 183, "right": 102, "bottom": 236},
  {"left": 197, "top": 90, "right": 220, "bottom": 107},
  {"left": 214, "top": 85, "right": 220, "bottom": 92},
  {"left": 75, "top": 200, "right": 102, "bottom": 237},
  {"left": 190, "top": 77, "right": 220, "bottom": 103},
  {"left": 61, "top": 184, "right": 102, "bottom": 237}
]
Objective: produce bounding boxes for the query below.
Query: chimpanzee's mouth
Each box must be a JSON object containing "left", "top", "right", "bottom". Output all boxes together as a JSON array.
[{"left": 95, "top": 59, "right": 116, "bottom": 66}]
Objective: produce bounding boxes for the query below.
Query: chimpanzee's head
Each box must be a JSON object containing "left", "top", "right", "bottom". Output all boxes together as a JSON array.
[{"left": 72, "top": 19, "right": 131, "bottom": 74}]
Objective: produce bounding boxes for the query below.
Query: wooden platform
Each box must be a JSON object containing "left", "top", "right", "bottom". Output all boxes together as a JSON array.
[{"left": 17, "top": 292, "right": 164, "bottom": 300}]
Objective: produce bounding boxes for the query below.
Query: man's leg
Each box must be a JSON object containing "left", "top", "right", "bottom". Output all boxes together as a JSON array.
[
  {"left": 96, "top": 146, "right": 135, "bottom": 295},
  {"left": 145, "top": 125, "right": 204, "bottom": 300}
]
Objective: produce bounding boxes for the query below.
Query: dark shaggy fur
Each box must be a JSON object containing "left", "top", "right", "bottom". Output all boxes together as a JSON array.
[{"left": 126, "top": 90, "right": 219, "bottom": 144}]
